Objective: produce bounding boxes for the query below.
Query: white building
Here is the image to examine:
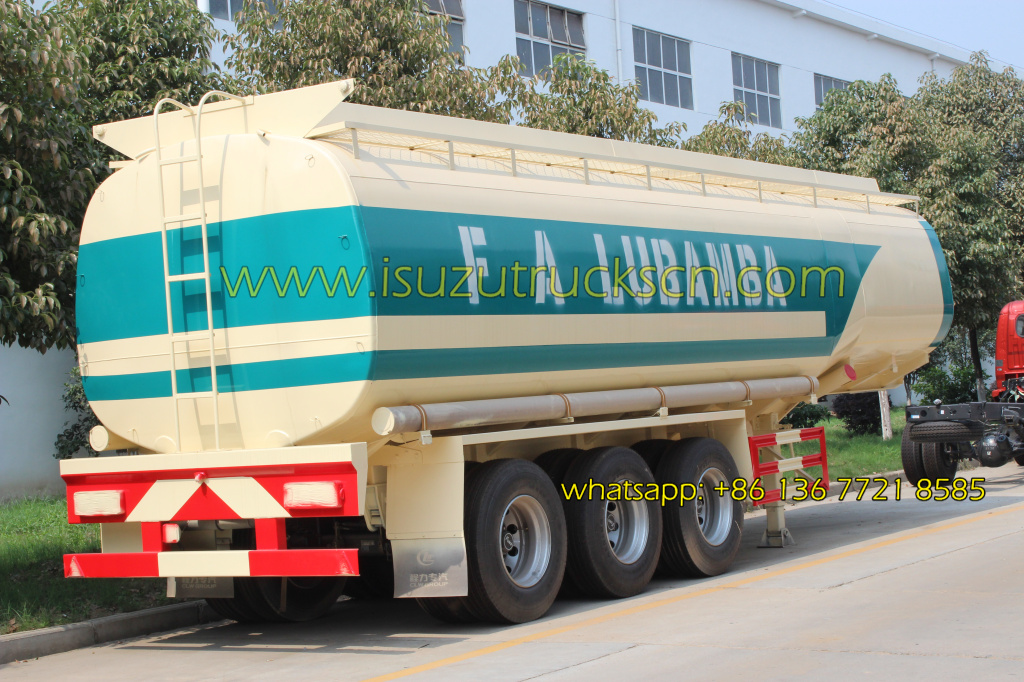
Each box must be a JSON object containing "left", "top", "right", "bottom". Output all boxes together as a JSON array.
[
  {"left": 203, "top": 0, "right": 987, "bottom": 134},
  {"left": 0, "top": 0, "right": 996, "bottom": 498}
]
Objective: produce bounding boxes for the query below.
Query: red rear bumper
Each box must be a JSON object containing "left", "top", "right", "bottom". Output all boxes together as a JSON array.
[
  {"left": 59, "top": 444, "right": 367, "bottom": 578},
  {"left": 64, "top": 548, "right": 359, "bottom": 578}
]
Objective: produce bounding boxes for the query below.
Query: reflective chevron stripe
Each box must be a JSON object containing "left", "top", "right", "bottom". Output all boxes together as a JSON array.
[
  {"left": 123, "top": 477, "right": 289, "bottom": 522},
  {"left": 62, "top": 445, "right": 365, "bottom": 524}
]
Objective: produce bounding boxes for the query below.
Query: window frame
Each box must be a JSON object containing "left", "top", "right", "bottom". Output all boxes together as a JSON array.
[
  {"left": 426, "top": 0, "right": 466, "bottom": 54},
  {"left": 814, "top": 73, "right": 851, "bottom": 107},
  {"left": 514, "top": 0, "right": 586, "bottom": 77},
  {"left": 632, "top": 26, "right": 693, "bottom": 110},
  {"left": 208, "top": 0, "right": 277, "bottom": 22},
  {"left": 208, "top": 0, "right": 244, "bottom": 21},
  {"left": 731, "top": 53, "right": 782, "bottom": 129}
]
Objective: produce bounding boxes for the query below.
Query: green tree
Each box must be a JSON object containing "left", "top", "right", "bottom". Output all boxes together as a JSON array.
[
  {"left": 486, "top": 53, "right": 684, "bottom": 145},
  {"left": 790, "top": 75, "right": 931, "bottom": 194},
  {"left": 60, "top": 0, "right": 224, "bottom": 135},
  {"left": 225, "top": 1, "right": 685, "bottom": 144},
  {"left": 225, "top": 0, "right": 503, "bottom": 121},
  {"left": 792, "top": 63, "right": 1024, "bottom": 400},
  {"left": 2, "top": 0, "right": 223, "bottom": 355},
  {"left": 684, "top": 101, "right": 794, "bottom": 165},
  {"left": 1, "top": 0, "right": 94, "bottom": 352},
  {"left": 54, "top": 364, "right": 99, "bottom": 458},
  {"left": 915, "top": 54, "right": 1024, "bottom": 399}
]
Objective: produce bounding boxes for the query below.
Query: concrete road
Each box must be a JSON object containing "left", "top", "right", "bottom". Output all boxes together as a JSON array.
[{"left": 4, "top": 464, "right": 1024, "bottom": 681}]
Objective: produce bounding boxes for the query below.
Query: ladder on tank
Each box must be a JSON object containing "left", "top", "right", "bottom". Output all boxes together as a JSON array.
[{"left": 153, "top": 91, "right": 247, "bottom": 452}]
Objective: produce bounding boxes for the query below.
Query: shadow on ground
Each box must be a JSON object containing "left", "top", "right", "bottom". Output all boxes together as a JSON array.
[{"left": 116, "top": 465, "right": 1024, "bottom": 657}]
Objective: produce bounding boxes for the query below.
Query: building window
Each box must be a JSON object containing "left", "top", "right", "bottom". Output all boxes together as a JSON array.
[
  {"left": 514, "top": 0, "right": 585, "bottom": 76},
  {"left": 208, "top": 0, "right": 243, "bottom": 21},
  {"left": 814, "top": 73, "right": 850, "bottom": 107},
  {"left": 633, "top": 27, "right": 692, "bottom": 109},
  {"left": 732, "top": 53, "right": 781, "bottom": 128},
  {"left": 208, "top": 0, "right": 276, "bottom": 22},
  {"left": 426, "top": 0, "right": 465, "bottom": 53}
]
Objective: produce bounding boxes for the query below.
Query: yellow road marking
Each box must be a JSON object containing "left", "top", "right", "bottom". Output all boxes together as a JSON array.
[{"left": 363, "top": 501, "right": 1024, "bottom": 682}]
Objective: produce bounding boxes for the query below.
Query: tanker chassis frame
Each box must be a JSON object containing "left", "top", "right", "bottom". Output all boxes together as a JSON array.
[
  {"left": 904, "top": 394, "right": 1024, "bottom": 483},
  {"left": 63, "top": 401, "right": 826, "bottom": 624}
]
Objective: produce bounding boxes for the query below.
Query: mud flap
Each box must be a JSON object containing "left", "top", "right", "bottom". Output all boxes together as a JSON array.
[{"left": 390, "top": 537, "right": 468, "bottom": 598}]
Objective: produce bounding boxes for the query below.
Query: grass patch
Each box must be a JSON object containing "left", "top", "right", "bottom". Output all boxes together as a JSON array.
[
  {"left": 819, "top": 409, "right": 907, "bottom": 479},
  {"left": 0, "top": 496, "right": 176, "bottom": 635},
  {"left": 779, "top": 409, "right": 907, "bottom": 484}
]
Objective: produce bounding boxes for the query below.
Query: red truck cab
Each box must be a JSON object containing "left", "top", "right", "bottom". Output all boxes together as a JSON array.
[{"left": 993, "top": 301, "right": 1024, "bottom": 399}]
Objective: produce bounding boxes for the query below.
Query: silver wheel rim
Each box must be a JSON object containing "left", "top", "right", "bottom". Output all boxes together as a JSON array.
[
  {"left": 500, "top": 494, "right": 552, "bottom": 588},
  {"left": 696, "top": 467, "right": 733, "bottom": 546},
  {"left": 605, "top": 478, "right": 650, "bottom": 565}
]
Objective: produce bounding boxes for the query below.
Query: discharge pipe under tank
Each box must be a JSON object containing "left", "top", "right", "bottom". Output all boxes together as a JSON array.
[{"left": 372, "top": 375, "right": 819, "bottom": 436}]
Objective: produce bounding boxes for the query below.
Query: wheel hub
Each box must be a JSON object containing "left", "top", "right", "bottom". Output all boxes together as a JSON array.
[
  {"left": 696, "top": 467, "right": 734, "bottom": 546},
  {"left": 603, "top": 480, "right": 650, "bottom": 565},
  {"left": 500, "top": 495, "right": 552, "bottom": 588}
]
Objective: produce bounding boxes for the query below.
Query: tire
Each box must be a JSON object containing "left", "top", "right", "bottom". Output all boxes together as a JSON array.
[
  {"left": 205, "top": 580, "right": 261, "bottom": 623},
  {"left": 236, "top": 576, "right": 346, "bottom": 622},
  {"left": 656, "top": 438, "right": 743, "bottom": 578},
  {"left": 463, "top": 459, "right": 567, "bottom": 624},
  {"left": 343, "top": 556, "right": 394, "bottom": 600},
  {"left": 416, "top": 596, "right": 479, "bottom": 623},
  {"left": 910, "top": 420, "right": 984, "bottom": 443},
  {"left": 900, "top": 427, "right": 928, "bottom": 487},
  {"left": 562, "top": 446, "right": 662, "bottom": 599},
  {"left": 630, "top": 439, "right": 674, "bottom": 477},
  {"left": 921, "top": 442, "right": 958, "bottom": 486},
  {"left": 1015, "top": 453, "right": 1024, "bottom": 467},
  {"left": 534, "top": 448, "right": 583, "bottom": 486}
]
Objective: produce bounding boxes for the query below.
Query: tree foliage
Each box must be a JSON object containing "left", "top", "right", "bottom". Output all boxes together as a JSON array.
[
  {"left": 913, "top": 364, "right": 979, "bottom": 406},
  {"left": 781, "top": 401, "right": 830, "bottom": 429},
  {"left": 685, "top": 101, "right": 794, "bottom": 165},
  {"left": 791, "top": 76, "right": 930, "bottom": 194},
  {"left": 2, "top": 0, "right": 222, "bottom": 353},
  {"left": 0, "top": 0, "right": 93, "bottom": 352},
  {"left": 54, "top": 364, "right": 99, "bottom": 458},
  {"left": 793, "top": 58, "right": 1024, "bottom": 397},
  {"left": 225, "top": 1, "right": 685, "bottom": 145},
  {"left": 486, "top": 53, "right": 684, "bottom": 145},
  {"left": 832, "top": 392, "right": 889, "bottom": 436},
  {"left": 60, "top": 0, "right": 223, "bottom": 131},
  {"left": 225, "top": 0, "right": 503, "bottom": 121},
  {"left": 909, "top": 326, "right": 995, "bottom": 404}
]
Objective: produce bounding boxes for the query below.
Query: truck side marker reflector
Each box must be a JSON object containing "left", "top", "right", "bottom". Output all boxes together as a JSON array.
[
  {"left": 283, "top": 481, "right": 344, "bottom": 509},
  {"left": 73, "top": 490, "right": 125, "bottom": 517}
]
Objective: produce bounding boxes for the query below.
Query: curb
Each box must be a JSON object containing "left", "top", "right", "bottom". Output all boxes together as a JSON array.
[{"left": 0, "top": 601, "right": 221, "bottom": 665}]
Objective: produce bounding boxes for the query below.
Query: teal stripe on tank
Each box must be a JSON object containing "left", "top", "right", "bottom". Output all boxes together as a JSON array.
[
  {"left": 76, "top": 206, "right": 373, "bottom": 344},
  {"left": 84, "top": 336, "right": 829, "bottom": 401},
  {"left": 920, "top": 221, "right": 954, "bottom": 347},
  {"left": 77, "top": 206, "right": 879, "bottom": 348},
  {"left": 82, "top": 352, "right": 373, "bottom": 402},
  {"left": 83, "top": 369, "right": 171, "bottom": 401}
]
